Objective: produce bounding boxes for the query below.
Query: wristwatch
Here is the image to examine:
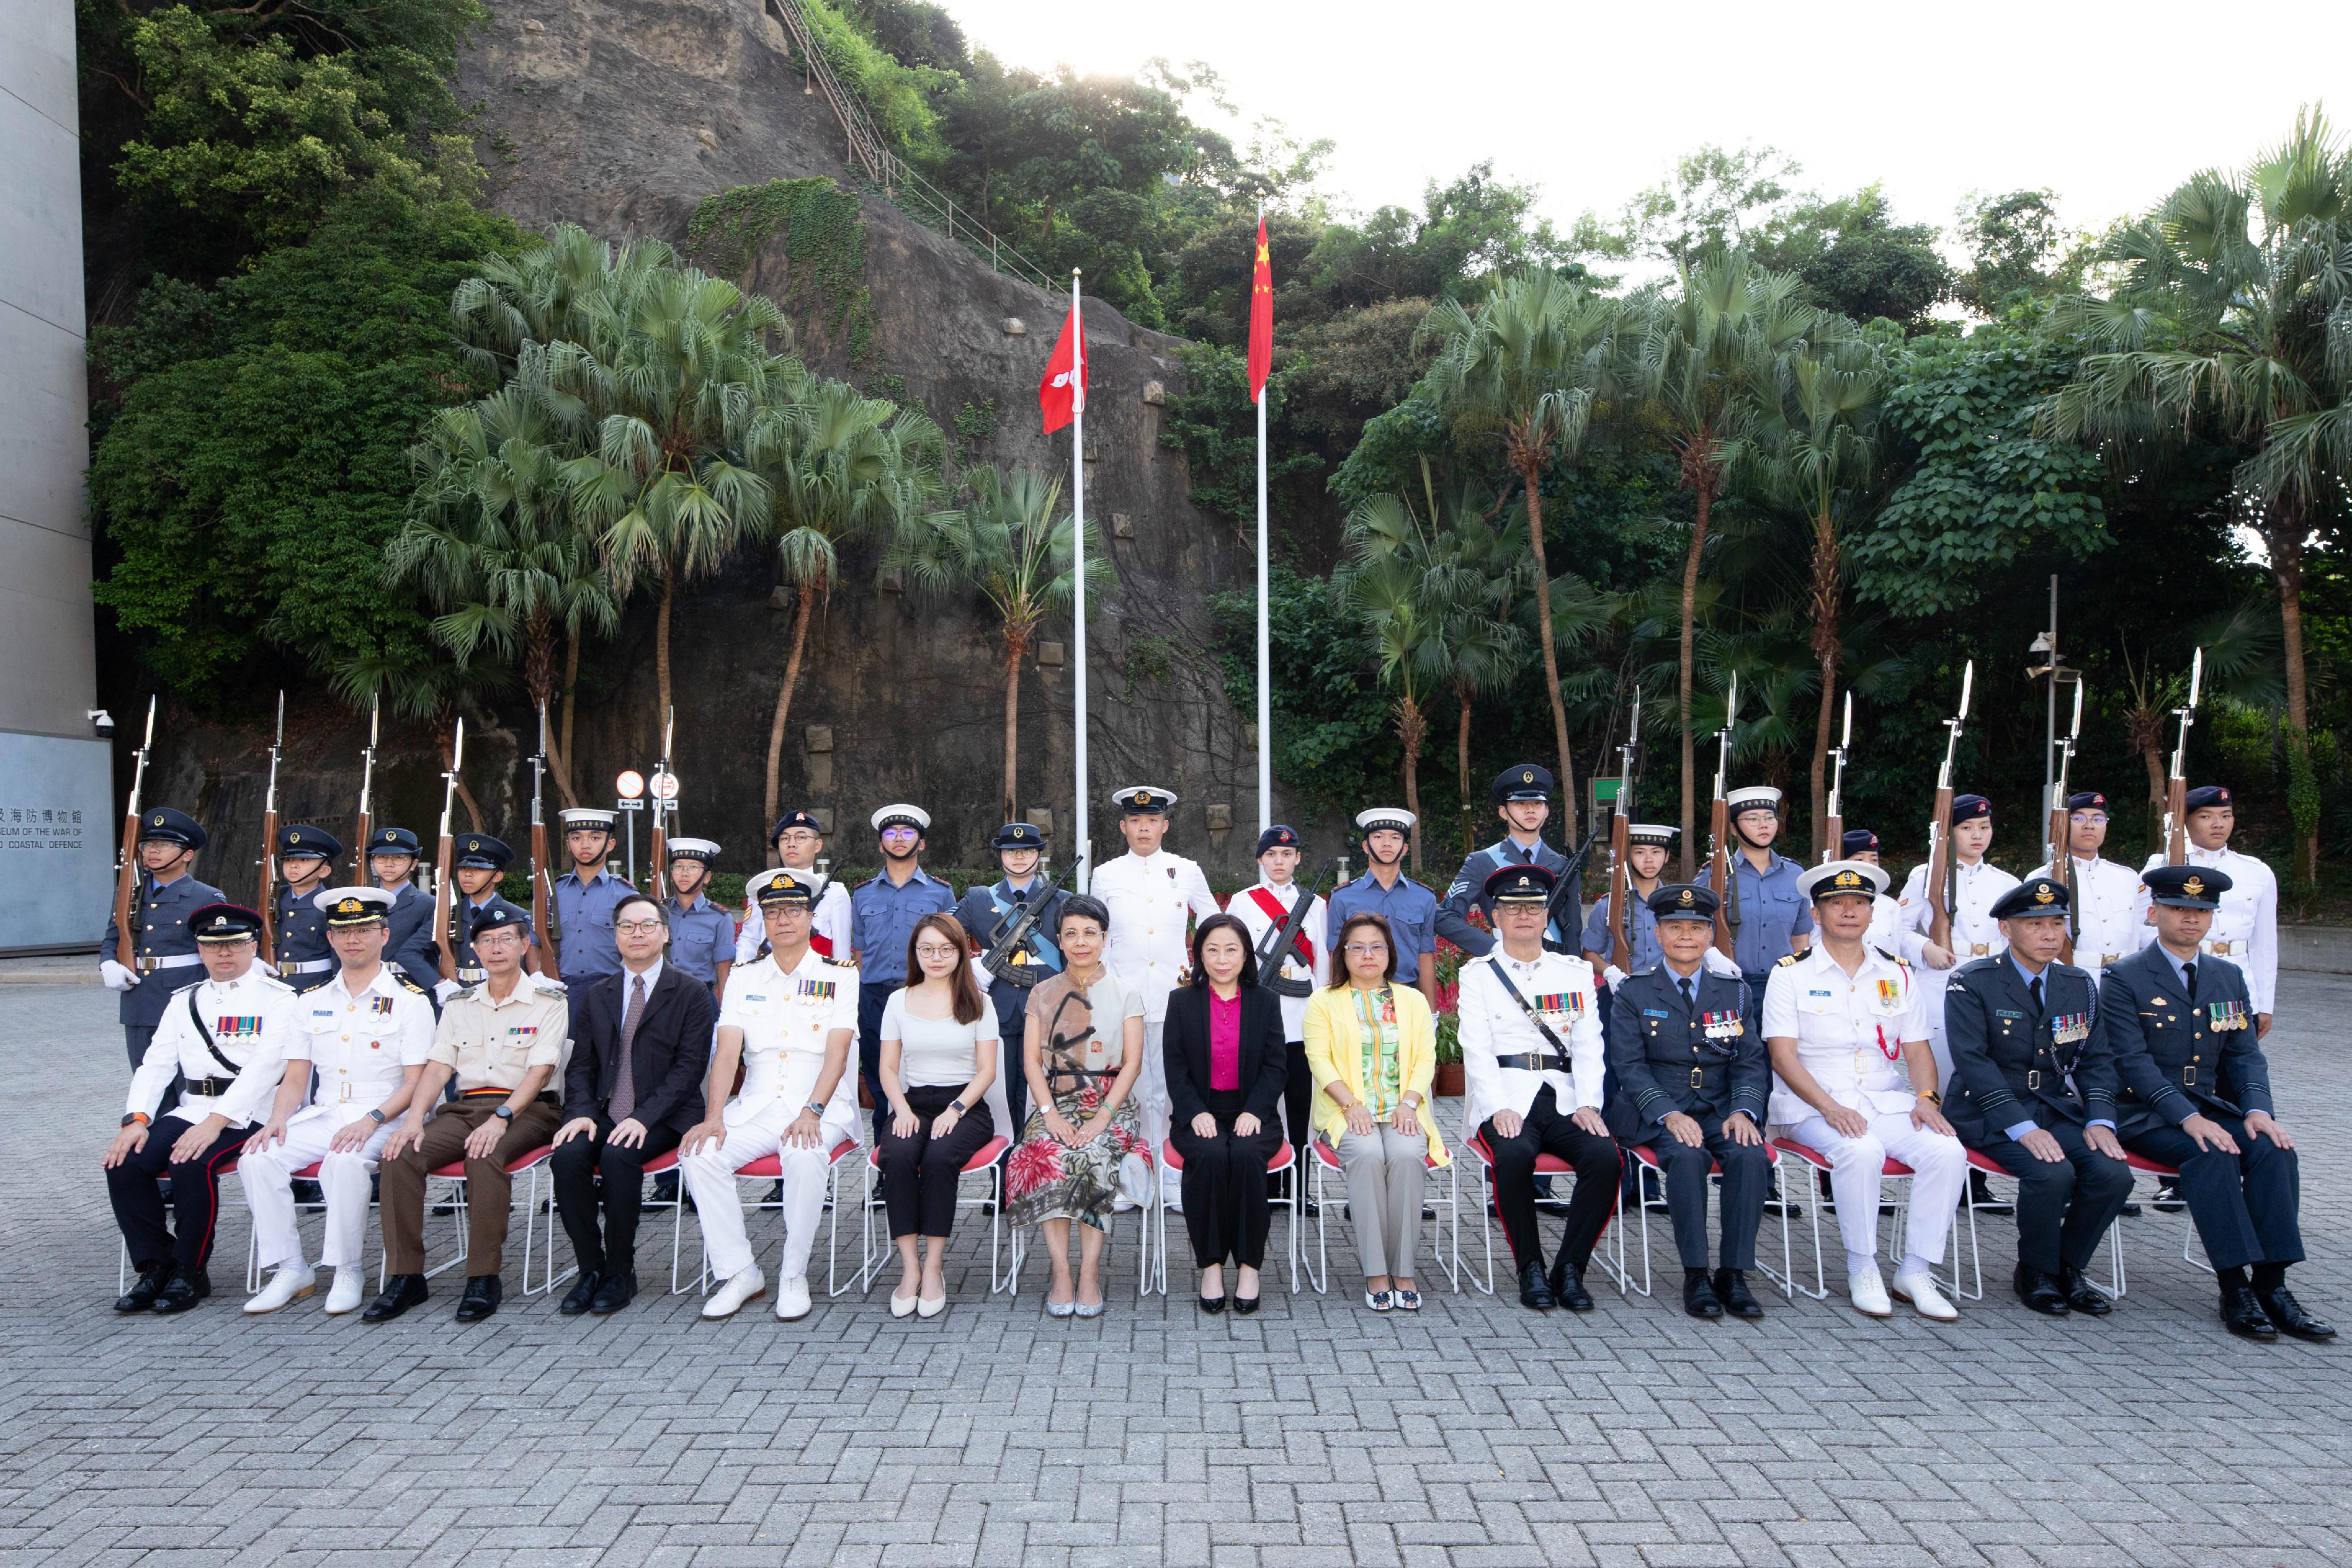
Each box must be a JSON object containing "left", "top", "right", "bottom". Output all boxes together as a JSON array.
[
  {"left": 493, "top": 1105, "right": 514, "bottom": 1121},
  {"left": 804, "top": 1102, "right": 826, "bottom": 1118},
  {"left": 368, "top": 1108, "right": 387, "bottom": 1125},
  {"left": 120, "top": 1112, "right": 149, "bottom": 1128},
  {"left": 948, "top": 1099, "right": 967, "bottom": 1115},
  {"left": 1916, "top": 1089, "right": 1943, "bottom": 1105}
]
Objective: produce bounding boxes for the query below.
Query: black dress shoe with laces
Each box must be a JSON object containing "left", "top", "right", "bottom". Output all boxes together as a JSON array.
[
  {"left": 1969, "top": 1171, "right": 2012, "bottom": 1216},
  {"left": 1714, "top": 1268, "right": 1765, "bottom": 1319},
  {"left": 2257, "top": 1286, "right": 2336, "bottom": 1342},
  {"left": 2061, "top": 1268, "right": 2113, "bottom": 1315},
  {"left": 1682, "top": 1269, "right": 1723, "bottom": 1319},
  {"left": 149, "top": 1270, "right": 211, "bottom": 1315},
  {"left": 454, "top": 1275, "right": 502, "bottom": 1322},
  {"left": 1550, "top": 1263, "right": 1595, "bottom": 1312},
  {"left": 1516, "top": 1259, "right": 1556, "bottom": 1310},
  {"left": 590, "top": 1273, "right": 636, "bottom": 1315},
  {"left": 362, "top": 1273, "right": 429, "bottom": 1322},
  {"left": 2221, "top": 1285, "right": 2278, "bottom": 1341},
  {"left": 2014, "top": 1264, "right": 2069, "bottom": 1316},
  {"left": 560, "top": 1270, "right": 602, "bottom": 1316},
  {"left": 116, "top": 1262, "right": 175, "bottom": 1313}
]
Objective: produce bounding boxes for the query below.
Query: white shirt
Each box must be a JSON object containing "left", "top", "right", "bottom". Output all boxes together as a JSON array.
[
  {"left": 1091, "top": 848, "right": 1222, "bottom": 1023},
  {"left": 1456, "top": 945, "right": 1605, "bottom": 1132},
  {"left": 288, "top": 964, "right": 438, "bottom": 1116},
  {"left": 1897, "top": 857, "right": 2020, "bottom": 970},
  {"left": 2136, "top": 844, "right": 2278, "bottom": 1014},
  {"left": 2026, "top": 854, "right": 2144, "bottom": 973},
  {"left": 1864, "top": 892, "right": 1925, "bottom": 962},
  {"left": 1225, "top": 878, "right": 1330, "bottom": 1041},
  {"left": 716, "top": 948, "right": 861, "bottom": 1136},
  {"left": 128, "top": 967, "right": 302, "bottom": 1126},
  {"left": 881, "top": 988, "right": 999, "bottom": 1088},
  {"left": 734, "top": 871, "right": 854, "bottom": 965},
  {"left": 1761, "top": 942, "right": 1928, "bottom": 1125}
]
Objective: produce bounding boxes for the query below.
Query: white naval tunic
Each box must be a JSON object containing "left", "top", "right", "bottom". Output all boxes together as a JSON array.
[
  {"left": 1455, "top": 947, "right": 1605, "bottom": 1138},
  {"left": 2026, "top": 854, "right": 2145, "bottom": 977},
  {"left": 1091, "top": 848, "right": 1222, "bottom": 1198},
  {"left": 1896, "top": 856, "right": 2020, "bottom": 1078},
  {"left": 1227, "top": 878, "right": 1330, "bottom": 1041},
  {"left": 2135, "top": 845, "right": 2278, "bottom": 1016},
  {"left": 127, "top": 968, "right": 302, "bottom": 1128},
  {"left": 289, "top": 965, "right": 439, "bottom": 1115}
]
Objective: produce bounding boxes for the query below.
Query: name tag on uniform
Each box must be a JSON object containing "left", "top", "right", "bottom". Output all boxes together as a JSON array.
[
  {"left": 744, "top": 994, "right": 767, "bottom": 1003},
  {"left": 311, "top": 1008, "right": 334, "bottom": 1018},
  {"left": 1701, "top": 1009, "right": 1742, "bottom": 1039},
  {"left": 1642, "top": 1008, "right": 1670, "bottom": 1019},
  {"left": 799, "top": 979, "right": 837, "bottom": 1001},
  {"left": 1809, "top": 988, "right": 1833, "bottom": 999},
  {"left": 2052, "top": 1012, "right": 2090, "bottom": 1045},
  {"left": 370, "top": 997, "right": 395, "bottom": 1015},
  {"left": 2209, "top": 1000, "right": 2250, "bottom": 1031}
]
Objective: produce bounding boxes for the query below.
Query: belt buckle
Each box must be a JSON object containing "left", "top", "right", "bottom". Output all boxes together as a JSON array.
[
  {"left": 1969, "top": 944, "right": 1990, "bottom": 957},
  {"left": 2027, "top": 1069, "right": 2040, "bottom": 1089},
  {"left": 2183, "top": 1065, "right": 2197, "bottom": 1086},
  {"left": 1690, "top": 1067, "right": 1705, "bottom": 1089},
  {"left": 339, "top": 1082, "right": 353, "bottom": 1102},
  {"left": 136, "top": 956, "right": 161, "bottom": 974}
]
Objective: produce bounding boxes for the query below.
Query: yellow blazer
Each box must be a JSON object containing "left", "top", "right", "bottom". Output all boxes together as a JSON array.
[{"left": 1301, "top": 982, "right": 1450, "bottom": 1168}]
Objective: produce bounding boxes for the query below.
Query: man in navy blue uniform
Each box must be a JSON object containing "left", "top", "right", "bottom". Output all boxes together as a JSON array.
[
  {"left": 2102, "top": 864, "right": 2333, "bottom": 1342},
  {"left": 1604, "top": 882, "right": 1770, "bottom": 1320},
  {"left": 1439, "top": 764, "right": 1577, "bottom": 957},
  {"left": 952, "top": 821, "right": 1063, "bottom": 1134},
  {"left": 1942, "top": 875, "right": 2133, "bottom": 1318},
  {"left": 99, "top": 807, "right": 226, "bottom": 1081}
]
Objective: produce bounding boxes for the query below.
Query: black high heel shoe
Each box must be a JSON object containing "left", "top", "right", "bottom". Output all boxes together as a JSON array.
[
  {"left": 1233, "top": 1290, "right": 1261, "bottom": 1315},
  {"left": 1198, "top": 1292, "right": 1228, "bottom": 1315}
]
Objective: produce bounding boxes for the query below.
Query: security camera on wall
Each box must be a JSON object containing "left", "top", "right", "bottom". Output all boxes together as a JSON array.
[{"left": 88, "top": 709, "right": 114, "bottom": 737}]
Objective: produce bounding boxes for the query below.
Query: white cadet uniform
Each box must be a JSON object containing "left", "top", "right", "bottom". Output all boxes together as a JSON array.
[
  {"left": 2027, "top": 854, "right": 2143, "bottom": 977},
  {"left": 2136, "top": 845, "right": 2278, "bottom": 1016},
  {"left": 1091, "top": 847, "right": 1221, "bottom": 1197},
  {"left": 128, "top": 968, "right": 300, "bottom": 1131},
  {"left": 1896, "top": 857, "right": 2019, "bottom": 1081},
  {"left": 1762, "top": 945, "right": 1965, "bottom": 1266},
  {"left": 735, "top": 871, "right": 853, "bottom": 966},
  {"left": 1456, "top": 947, "right": 1606, "bottom": 1134},
  {"left": 1227, "top": 878, "right": 1330, "bottom": 1042},
  {"left": 242, "top": 964, "right": 436, "bottom": 1272},
  {"left": 685, "top": 947, "right": 862, "bottom": 1283},
  {"left": 1863, "top": 893, "right": 1926, "bottom": 965}
]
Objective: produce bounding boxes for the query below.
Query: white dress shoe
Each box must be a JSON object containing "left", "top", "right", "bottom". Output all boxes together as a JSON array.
[
  {"left": 917, "top": 1292, "right": 947, "bottom": 1319},
  {"left": 325, "top": 1270, "right": 365, "bottom": 1315},
  {"left": 243, "top": 1265, "right": 316, "bottom": 1314},
  {"left": 774, "top": 1273, "right": 813, "bottom": 1321},
  {"left": 1847, "top": 1268, "right": 1893, "bottom": 1318},
  {"left": 890, "top": 1289, "right": 919, "bottom": 1319},
  {"left": 701, "top": 1266, "right": 766, "bottom": 1319},
  {"left": 1891, "top": 1268, "right": 1960, "bottom": 1321}
]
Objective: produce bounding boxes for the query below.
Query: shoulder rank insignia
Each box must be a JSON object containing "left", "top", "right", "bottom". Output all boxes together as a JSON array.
[
  {"left": 1873, "top": 947, "right": 1909, "bottom": 968},
  {"left": 822, "top": 954, "right": 857, "bottom": 969},
  {"left": 398, "top": 976, "right": 429, "bottom": 995},
  {"left": 1775, "top": 953, "right": 1799, "bottom": 968}
]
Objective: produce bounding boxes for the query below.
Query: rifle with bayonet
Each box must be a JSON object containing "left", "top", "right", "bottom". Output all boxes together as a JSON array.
[
  {"left": 111, "top": 696, "right": 159, "bottom": 975},
  {"left": 352, "top": 694, "right": 379, "bottom": 878},
  {"left": 1924, "top": 661, "right": 1975, "bottom": 957},
  {"left": 982, "top": 860, "right": 1080, "bottom": 988},
  {"left": 649, "top": 706, "right": 673, "bottom": 899},
  {"left": 1606, "top": 691, "right": 1642, "bottom": 972},
  {"left": 531, "top": 702, "right": 559, "bottom": 962},
  {"left": 2163, "top": 647, "right": 2203, "bottom": 865},
  {"left": 1544, "top": 821, "right": 1607, "bottom": 955},
  {"left": 2047, "top": 678, "right": 2084, "bottom": 963},
  {"left": 1822, "top": 691, "right": 1853, "bottom": 864},
  {"left": 431, "top": 718, "right": 465, "bottom": 984},
  {"left": 1255, "top": 858, "right": 1338, "bottom": 998},
  {"left": 256, "top": 691, "right": 284, "bottom": 957},
  {"left": 1707, "top": 674, "right": 1740, "bottom": 961}
]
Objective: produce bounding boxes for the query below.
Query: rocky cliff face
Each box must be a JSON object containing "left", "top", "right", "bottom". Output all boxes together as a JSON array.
[{"left": 133, "top": 0, "right": 1341, "bottom": 896}]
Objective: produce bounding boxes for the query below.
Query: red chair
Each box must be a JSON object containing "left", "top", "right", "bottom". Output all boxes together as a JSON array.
[
  {"left": 1154, "top": 1138, "right": 1300, "bottom": 1295},
  {"left": 1766, "top": 1138, "right": 1916, "bottom": 1301},
  {"left": 1620, "top": 1142, "right": 1748, "bottom": 1300},
  {"left": 1453, "top": 1133, "right": 1626, "bottom": 1297},
  {"left": 2124, "top": 1151, "right": 2212, "bottom": 1275},
  {"left": 684, "top": 1138, "right": 866, "bottom": 1298},
  {"left": 1301, "top": 1137, "right": 1454, "bottom": 1295},
  {"left": 420, "top": 1145, "right": 563, "bottom": 1292},
  {"left": 860, "top": 1135, "right": 1013, "bottom": 1296},
  {"left": 1950, "top": 1148, "right": 2126, "bottom": 1303}
]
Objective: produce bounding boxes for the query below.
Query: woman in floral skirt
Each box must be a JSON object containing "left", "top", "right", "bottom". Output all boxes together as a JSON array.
[{"left": 1005, "top": 895, "right": 1147, "bottom": 1317}]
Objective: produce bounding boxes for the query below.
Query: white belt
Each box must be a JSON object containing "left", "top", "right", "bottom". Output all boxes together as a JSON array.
[
  {"left": 135, "top": 954, "right": 203, "bottom": 973},
  {"left": 2202, "top": 940, "right": 2247, "bottom": 957},
  {"left": 1965, "top": 944, "right": 1992, "bottom": 957},
  {"left": 281, "top": 958, "right": 333, "bottom": 974}
]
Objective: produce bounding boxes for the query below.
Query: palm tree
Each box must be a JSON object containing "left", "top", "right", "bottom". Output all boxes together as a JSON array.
[
  {"left": 744, "top": 378, "right": 947, "bottom": 835},
  {"left": 891, "top": 466, "right": 1116, "bottom": 821},
  {"left": 1627, "top": 253, "right": 1819, "bottom": 874},
  {"left": 1422, "top": 271, "right": 1621, "bottom": 841},
  {"left": 2049, "top": 106, "right": 2352, "bottom": 890}
]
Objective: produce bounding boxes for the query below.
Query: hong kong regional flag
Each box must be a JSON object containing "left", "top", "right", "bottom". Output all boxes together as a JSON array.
[
  {"left": 1038, "top": 300, "right": 1087, "bottom": 433},
  {"left": 1247, "top": 217, "right": 1273, "bottom": 402}
]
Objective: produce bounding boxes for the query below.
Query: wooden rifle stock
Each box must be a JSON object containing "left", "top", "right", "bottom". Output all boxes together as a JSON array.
[
  {"left": 1607, "top": 690, "right": 1640, "bottom": 972},
  {"left": 352, "top": 693, "right": 379, "bottom": 878},
  {"left": 530, "top": 704, "right": 553, "bottom": 959},
  {"left": 432, "top": 718, "right": 463, "bottom": 982},
  {"left": 2049, "top": 678, "right": 2083, "bottom": 964},
  {"left": 2164, "top": 648, "right": 2202, "bottom": 866},
  {"left": 1925, "top": 661, "right": 1973, "bottom": 955},
  {"left": 112, "top": 696, "right": 158, "bottom": 969},
  {"left": 256, "top": 691, "right": 283, "bottom": 955},
  {"left": 1708, "top": 676, "right": 1738, "bottom": 961}
]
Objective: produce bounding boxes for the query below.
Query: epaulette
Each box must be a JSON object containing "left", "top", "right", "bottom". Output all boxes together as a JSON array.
[
  {"left": 1874, "top": 947, "right": 1909, "bottom": 969},
  {"left": 399, "top": 975, "right": 430, "bottom": 995},
  {"left": 255, "top": 972, "right": 295, "bottom": 994},
  {"left": 169, "top": 977, "right": 204, "bottom": 998},
  {"left": 1775, "top": 952, "right": 1800, "bottom": 968},
  {"left": 822, "top": 954, "right": 858, "bottom": 969}
]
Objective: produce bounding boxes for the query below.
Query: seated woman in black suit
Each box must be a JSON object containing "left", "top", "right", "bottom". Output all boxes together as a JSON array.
[{"left": 1164, "top": 913, "right": 1289, "bottom": 1313}]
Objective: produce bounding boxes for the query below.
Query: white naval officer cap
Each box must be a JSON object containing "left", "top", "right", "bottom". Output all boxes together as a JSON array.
[
  {"left": 666, "top": 836, "right": 721, "bottom": 861},
  {"left": 1354, "top": 807, "right": 1416, "bottom": 834},
  {"left": 871, "top": 803, "right": 931, "bottom": 833},
  {"left": 1797, "top": 859, "right": 1889, "bottom": 901},
  {"left": 1725, "top": 787, "right": 1783, "bottom": 815},
  {"left": 1627, "top": 823, "right": 1678, "bottom": 847},
  {"left": 1112, "top": 785, "right": 1177, "bottom": 814},
  {"left": 313, "top": 884, "right": 396, "bottom": 925}
]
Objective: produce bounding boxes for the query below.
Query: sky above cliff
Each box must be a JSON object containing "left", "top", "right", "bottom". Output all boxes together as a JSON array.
[{"left": 941, "top": 0, "right": 2351, "bottom": 258}]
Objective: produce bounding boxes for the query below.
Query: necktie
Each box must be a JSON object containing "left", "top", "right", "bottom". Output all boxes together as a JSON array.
[
  {"left": 611, "top": 972, "right": 647, "bottom": 1121},
  {"left": 1679, "top": 976, "right": 1695, "bottom": 1009},
  {"left": 2183, "top": 961, "right": 2198, "bottom": 1001},
  {"left": 2028, "top": 974, "right": 2043, "bottom": 1019}
]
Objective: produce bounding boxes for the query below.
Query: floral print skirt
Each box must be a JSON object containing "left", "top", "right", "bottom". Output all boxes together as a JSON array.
[{"left": 1004, "top": 1079, "right": 1146, "bottom": 1233}]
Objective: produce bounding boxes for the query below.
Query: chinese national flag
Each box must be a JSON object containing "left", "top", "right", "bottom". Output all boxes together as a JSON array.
[
  {"left": 1038, "top": 302, "right": 1087, "bottom": 433},
  {"left": 1247, "top": 218, "right": 1274, "bottom": 403}
]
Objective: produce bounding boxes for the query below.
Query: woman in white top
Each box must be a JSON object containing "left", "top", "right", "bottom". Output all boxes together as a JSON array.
[{"left": 877, "top": 912, "right": 1001, "bottom": 1318}]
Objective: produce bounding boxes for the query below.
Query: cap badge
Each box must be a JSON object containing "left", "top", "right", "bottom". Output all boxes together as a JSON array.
[
  {"left": 1835, "top": 870, "right": 1860, "bottom": 888},
  {"left": 212, "top": 915, "right": 229, "bottom": 929},
  {"left": 1678, "top": 888, "right": 1695, "bottom": 906},
  {"left": 2034, "top": 882, "right": 2055, "bottom": 904},
  {"left": 1522, "top": 770, "right": 1534, "bottom": 783},
  {"left": 151, "top": 813, "right": 164, "bottom": 826},
  {"left": 467, "top": 838, "right": 479, "bottom": 851},
  {"left": 290, "top": 831, "right": 302, "bottom": 844},
  {"left": 2183, "top": 875, "right": 2205, "bottom": 898},
  {"left": 336, "top": 897, "right": 362, "bottom": 915}
]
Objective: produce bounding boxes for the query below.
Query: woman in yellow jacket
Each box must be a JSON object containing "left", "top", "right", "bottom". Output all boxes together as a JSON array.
[{"left": 1302, "top": 912, "right": 1450, "bottom": 1312}]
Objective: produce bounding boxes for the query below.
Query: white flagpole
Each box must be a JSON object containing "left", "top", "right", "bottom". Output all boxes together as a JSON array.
[
  {"left": 1255, "top": 202, "right": 1271, "bottom": 835},
  {"left": 1069, "top": 269, "right": 1090, "bottom": 893}
]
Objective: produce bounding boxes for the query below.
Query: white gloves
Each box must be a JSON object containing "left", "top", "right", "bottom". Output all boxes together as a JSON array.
[
  {"left": 1702, "top": 947, "right": 1742, "bottom": 979},
  {"left": 1602, "top": 964, "right": 1629, "bottom": 989},
  {"left": 433, "top": 978, "right": 462, "bottom": 1003},
  {"left": 101, "top": 959, "right": 140, "bottom": 992}
]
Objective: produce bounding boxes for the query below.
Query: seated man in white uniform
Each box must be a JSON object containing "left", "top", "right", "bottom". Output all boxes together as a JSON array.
[
  {"left": 1763, "top": 861, "right": 1967, "bottom": 1320},
  {"left": 685, "top": 873, "right": 861, "bottom": 1322}
]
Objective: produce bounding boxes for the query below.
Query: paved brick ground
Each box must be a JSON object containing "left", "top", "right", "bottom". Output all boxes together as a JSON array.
[{"left": 5, "top": 974, "right": 2347, "bottom": 1566}]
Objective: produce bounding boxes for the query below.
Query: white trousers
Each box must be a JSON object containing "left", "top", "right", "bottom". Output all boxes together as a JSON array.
[
  {"left": 1139, "top": 1021, "right": 1181, "bottom": 1202},
  {"left": 1911, "top": 964, "right": 1957, "bottom": 1085},
  {"left": 682, "top": 1101, "right": 839, "bottom": 1283},
  {"left": 240, "top": 1104, "right": 395, "bottom": 1272},
  {"left": 1788, "top": 1108, "right": 1966, "bottom": 1266}
]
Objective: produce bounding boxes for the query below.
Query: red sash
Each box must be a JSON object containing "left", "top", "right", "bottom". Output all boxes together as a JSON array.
[
  {"left": 811, "top": 932, "right": 834, "bottom": 957},
  {"left": 1247, "top": 885, "right": 1314, "bottom": 968}
]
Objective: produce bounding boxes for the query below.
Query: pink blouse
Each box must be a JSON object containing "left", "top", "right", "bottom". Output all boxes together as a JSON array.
[{"left": 1208, "top": 989, "right": 1242, "bottom": 1091}]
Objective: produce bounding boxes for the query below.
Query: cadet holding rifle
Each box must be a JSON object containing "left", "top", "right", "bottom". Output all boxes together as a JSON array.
[
  {"left": 1695, "top": 677, "right": 1810, "bottom": 1004},
  {"left": 1226, "top": 825, "right": 1332, "bottom": 1164},
  {"left": 1438, "top": 765, "right": 1577, "bottom": 958},
  {"left": 255, "top": 694, "right": 284, "bottom": 957},
  {"left": 954, "top": 821, "right": 1069, "bottom": 1134},
  {"left": 101, "top": 698, "right": 226, "bottom": 1081},
  {"left": 2029, "top": 682, "right": 2139, "bottom": 981}
]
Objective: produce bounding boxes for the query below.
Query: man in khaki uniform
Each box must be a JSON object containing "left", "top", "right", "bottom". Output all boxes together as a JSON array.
[{"left": 369, "top": 902, "right": 568, "bottom": 1323}]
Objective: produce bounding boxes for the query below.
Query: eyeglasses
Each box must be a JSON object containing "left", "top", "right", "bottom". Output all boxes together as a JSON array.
[
  {"left": 1344, "top": 943, "right": 1389, "bottom": 957},
  {"left": 2070, "top": 812, "right": 2109, "bottom": 824},
  {"left": 914, "top": 944, "right": 961, "bottom": 959},
  {"left": 614, "top": 920, "right": 665, "bottom": 935}
]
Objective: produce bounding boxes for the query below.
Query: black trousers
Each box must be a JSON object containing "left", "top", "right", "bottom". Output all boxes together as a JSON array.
[
  {"left": 877, "top": 1084, "right": 998, "bottom": 1239},
  {"left": 1484, "top": 1086, "right": 1619, "bottom": 1276},
  {"left": 1281, "top": 1039, "right": 1312, "bottom": 1157},
  {"left": 1628, "top": 1116, "right": 1770, "bottom": 1270},
  {"left": 551, "top": 1119, "right": 686, "bottom": 1278},
  {"left": 2126, "top": 1115, "right": 2303, "bottom": 1272},
  {"left": 1969, "top": 1120, "right": 2134, "bottom": 1275},
  {"left": 106, "top": 1118, "right": 251, "bottom": 1274},
  {"left": 858, "top": 981, "right": 902, "bottom": 1148},
  {"left": 1171, "top": 1092, "right": 1279, "bottom": 1269},
  {"left": 990, "top": 985, "right": 1031, "bottom": 1134}
]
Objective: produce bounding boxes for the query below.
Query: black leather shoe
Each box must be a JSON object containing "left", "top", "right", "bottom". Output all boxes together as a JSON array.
[
  {"left": 1233, "top": 1290, "right": 1261, "bottom": 1316},
  {"left": 362, "top": 1273, "right": 429, "bottom": 1322},
  {"left": 1682, "top": 1269, "right": 1723, "bottom": 1319},
  {"left": 2151, "top": 1180, "right": 2184, "bottom": 1213},
  {"left": 1516, "top": 1259, "right": 1556, "bottom": 1310},
  {"left": 1551, "top": 1265, "right": 1595, "bottom": 1312},
  {"left": 2013, "top": 1264, "right": 2069, "bottom": 1316},
  {"left": 2257, "top": 1286, "right": 2336, "bottom": 1342},
  {"left": 1715, "top": 1268, "right": 1765, "bottom": 1320},
  {"left": 290, "top": 1177, "right": 325, "bottom": 1206},
  {"left": 590, "top": 1272, "right": 636, "bottom": 1315},
  {"left": 2062, "top": 1268, "right": 2113, "bottom": 1315},
  {"left": 560, "top": 1270, "right": 602, "bottom": 1316},
  {"left": 149, "top": 1269, "right": 211, "bottom": 1315},
  {"left": 2221, "top": 1285, "right": 2278, "bottom": 1340},
  {"left": 2118, "top": 1202, "right": 2141, "bottom": 1218},
  {"left": 1970, "top": 1172, "right": 2012, "bottom": 1216},
  {"left": 1197, "top": 1293, "right": 1227, "bottom": 1315},
  {"left": 454, "top": 1275, "right": 502, "bottom": 1323},
  {"left": 116, "top": 1262, "right": 175, "bottom": 1313}
]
